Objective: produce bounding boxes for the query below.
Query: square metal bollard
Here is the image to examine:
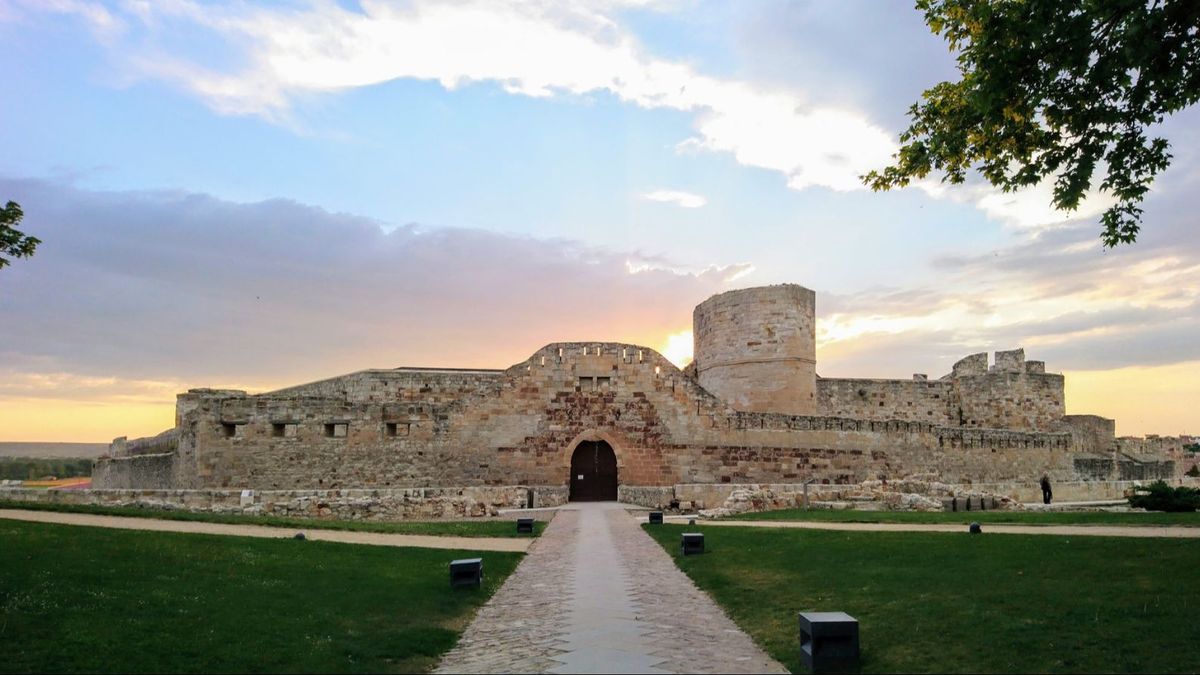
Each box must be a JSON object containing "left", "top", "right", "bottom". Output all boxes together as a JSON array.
[
  {"left": 516, "top": 518, "right": 535, "bottom": 534},
  {"left": 449, "top": 558, "right": 483, "bottom": 588},
  {"left": 799, "top": 611, "right": 859, "bottom": 674},
  {"left": 649, "top": 511, "right": 664, "bottom": 524},
  {"left": 681, "top": 532, "right": 704, "bottom": 555}
]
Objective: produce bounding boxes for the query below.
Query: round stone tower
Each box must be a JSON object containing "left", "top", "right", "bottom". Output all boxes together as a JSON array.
[{"left": 692, "top": 284, "right": 817, "bottom": 415}]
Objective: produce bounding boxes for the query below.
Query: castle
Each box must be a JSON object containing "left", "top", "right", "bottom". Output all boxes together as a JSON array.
[{"left": 94, "top": 284, "right": 1182, "bottom": 504}]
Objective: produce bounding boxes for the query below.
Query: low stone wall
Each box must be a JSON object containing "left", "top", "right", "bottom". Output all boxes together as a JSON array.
[
  {"left": 0, "top": 485, "right": 569, "bottom": 520},
  {"left": 970, "top": 477, "right": 1198, "bottom": 503},
  {"left": 92, "top": 453, "right": 175, "bottom": 489},
  {"left": 620, "top": 483, "right": 843, "bottom": 510},
  {"left": 616, "top": 477, "right": 1200, "bottom": 515},
  {"left": 617, "top": 485, "right": 675, "bottom": 509}
]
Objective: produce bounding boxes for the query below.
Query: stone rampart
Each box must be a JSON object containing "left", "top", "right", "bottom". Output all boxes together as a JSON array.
[
  {"left": 817, "top": 377, "right": 953, "bottom": 423},
  {"left": 96, "top": 340, "right": 1133, "bottom": 493},
  {"left": 109, "top": 428, "right": 179, "bottom": 458},
  {"left": 91, "top": 453, "right": 176, "bottom": 489},
  {"left": 1063, "top": 414, "right": 1116, "bottom": 453},
  {"left": 91, "top": 279, "right": 1184, "bottom": 495}
]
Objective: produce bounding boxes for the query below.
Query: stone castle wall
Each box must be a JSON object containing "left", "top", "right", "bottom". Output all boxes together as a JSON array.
[
  {"left": 694, "top": 284, "right": 816, "bottom": 415},
  {"left": 91, "top": 453, "right": 176, "bottom": 489},
  {"left": 816, "top": 377, "right": 954, "bottom": 423},
  {"left": 97, "top": 342, "right": 1100, "bottom": 492},
  {"left": 91, "top": 284, "right": 1183, "bottom": 495},
  {"left": 0, "top": 485, "right": 569, "bottom": 519}
]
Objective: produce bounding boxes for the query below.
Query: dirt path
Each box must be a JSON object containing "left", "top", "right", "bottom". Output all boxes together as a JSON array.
[
  {"left": 698, "top": 518, "right": 1200, "bottom": 538},
  {"left": 0, "top": 509, "right": 532, "bottom": 551}
]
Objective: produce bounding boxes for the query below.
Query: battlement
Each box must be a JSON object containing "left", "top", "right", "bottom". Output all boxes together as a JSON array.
[{"left": 100, "top": 282, "right": 1183, "bottom": 494}]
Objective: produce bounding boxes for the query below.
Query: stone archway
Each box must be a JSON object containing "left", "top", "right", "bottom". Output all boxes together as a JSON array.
[{"left": 569, "top": 440, "right": 618, "bottom": 501}]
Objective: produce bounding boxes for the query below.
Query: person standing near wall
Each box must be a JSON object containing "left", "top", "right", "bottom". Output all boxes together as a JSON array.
[{"left": 1040, "top": 474, "right": 1053, "bottom": 505}]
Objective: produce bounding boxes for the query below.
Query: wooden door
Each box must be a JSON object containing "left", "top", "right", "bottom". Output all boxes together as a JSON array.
[{"left": 569, "top": 440, "right": 618, "bottom": 501}]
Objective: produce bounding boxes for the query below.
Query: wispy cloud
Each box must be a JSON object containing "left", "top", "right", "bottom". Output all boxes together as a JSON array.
[
  {"left": 30, "top": 0, "right": 898, "bottom": 195},
  {"left": 641, "top": 189, "right": 707, "bottom": 209}
]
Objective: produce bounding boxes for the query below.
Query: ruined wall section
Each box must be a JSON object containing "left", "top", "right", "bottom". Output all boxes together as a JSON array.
[
  {"left": 948, "top": 349, "right": 1065, "bottom": 431},
  {"left": 261, "top": 368, "right": 505, "bottom": 404},
  {"left": 693, "top": 284, "right": 817, "bottom": 415},
  {"left": 1062, "top": 414, "right": 1116, "bottom": 453},
  {"left": 92, "top": 453, "right": 175, "bottom": 489},
  {"left": 816, "top": 377, "right": 954, "bottom": 423}
]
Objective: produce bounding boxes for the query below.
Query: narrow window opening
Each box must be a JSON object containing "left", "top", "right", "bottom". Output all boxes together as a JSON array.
[
  {"left": 325, "top": 423, "right": 348, "bottom": 438},
  {"left": 271, "top": 423, "right": 286, "bottom": 437},
  {"left": 221, "top": 422, "right": 237, "bottom": 438},
  {"left": 385, "top": 422, "right": 398, "bottom": 437}
]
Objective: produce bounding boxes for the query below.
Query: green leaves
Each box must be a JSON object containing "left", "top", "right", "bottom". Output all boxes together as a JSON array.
[
  {"left": 1, "top": 200, "right": 40, "bottom": 269},
  {"left": 866, "top": 0, "right": 1200, "bottom": 246}
]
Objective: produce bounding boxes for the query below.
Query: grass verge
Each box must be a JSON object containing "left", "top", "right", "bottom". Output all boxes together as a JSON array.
[
  {"left": 0, "top": 499, "right": 544, "bottom": 538},
  {"left": 0, "top": 519, "right": 520, "bottom": 673},
  {"left": 645, "top": 523, "right": 1200, "bottom": 673},
  {"left": 725, "top": 507, "right": 1200, "bottom": 527}
]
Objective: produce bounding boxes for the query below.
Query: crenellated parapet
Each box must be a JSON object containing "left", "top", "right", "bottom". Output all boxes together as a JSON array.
[{"left": 96, "top": 283, "right": 1186, "bottom": 493}]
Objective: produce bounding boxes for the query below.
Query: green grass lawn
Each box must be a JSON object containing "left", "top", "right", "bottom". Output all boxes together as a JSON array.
[
  {"left": 645, "top": 523, "right": 1200, "bottom": 673},
  {"left": 725, "top": 507, "right": 1200, "bottom": 527},
  {"left": 0, "top": 499, "right": 545, "bottom": 538},
  {"left": 0, "top": 520, "right": 521, "bottom": 673}
]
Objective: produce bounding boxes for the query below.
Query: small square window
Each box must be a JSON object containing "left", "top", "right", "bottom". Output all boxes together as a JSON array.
[
  {"left": 385, "top": 422, "right": 398, "bottom": 437},
  {"left": 272, "top": 423, "right": 286, "bottom": 437},
  {"left": 221, "top": 422, "right": 237, "bottom": 438},
  {"left": 324, "top": 423, "right": 348, "bottom": 438}
]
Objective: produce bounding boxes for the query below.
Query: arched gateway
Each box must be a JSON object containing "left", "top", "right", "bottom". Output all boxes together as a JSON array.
[{"left": 569, "top": 440, "right": 618, "bottom": 501}]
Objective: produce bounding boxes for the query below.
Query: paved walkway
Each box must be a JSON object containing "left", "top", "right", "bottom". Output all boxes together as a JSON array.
[
  {"left": 700, "top": 518, "right": 1200, "bottom": 538},
  {"left": 435, "top": 503, "right": 785, "bottom": 674},
  {"left": 0, "top": 509, "right": 531, "bottom": 552}
]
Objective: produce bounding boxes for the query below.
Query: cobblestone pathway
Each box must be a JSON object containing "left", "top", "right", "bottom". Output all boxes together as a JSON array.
[{"left": 435, "top": 503, "right": 785, "bottom": 674}]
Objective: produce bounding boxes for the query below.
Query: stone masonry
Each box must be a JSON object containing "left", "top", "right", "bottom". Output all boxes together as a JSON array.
[{"left": 93, "top": 283, "right": 1180, "bottom": 494}]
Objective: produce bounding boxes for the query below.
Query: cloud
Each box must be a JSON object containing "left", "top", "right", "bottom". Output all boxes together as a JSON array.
[
  {"left": 0, "top": 177, "right": 746, "bottom": 393},
  {"left": 5, "top": 0, "right": 124, "bottom": 41},
  {"left": 641, "top": 189, "right": 707, "bottom": 209},
  {"left": 811, "top": 161, "right": 1200, "bottom": 382},
  {"left": 31, "top": 0, "right": 899, "bottom": 195}
]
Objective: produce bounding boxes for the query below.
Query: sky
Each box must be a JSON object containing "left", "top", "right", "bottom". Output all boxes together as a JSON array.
[{"left": 0, "top": 0, "right": 1197, "bottom": 442}]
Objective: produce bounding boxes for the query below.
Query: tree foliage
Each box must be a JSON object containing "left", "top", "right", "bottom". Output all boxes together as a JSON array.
[
  {"left": 1, "top": 200, "right": 40, "bottom": 268},
  {"left": 864, "top": 0, "right": 1200, "bottom": 246},
  {"left": 1127, "top": 480, "right": 1200, "bottom": 512}
]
